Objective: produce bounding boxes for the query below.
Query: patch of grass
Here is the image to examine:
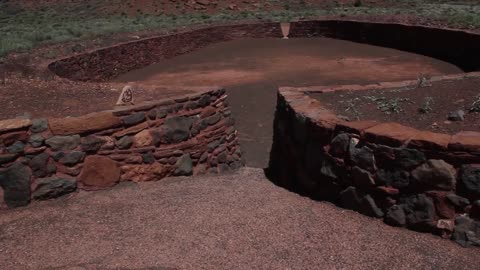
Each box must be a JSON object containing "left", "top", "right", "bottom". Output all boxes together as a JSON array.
[
  {"left": 1, "top": 1, "right": 479, "bottom": 58},
  {"left": 364, "top": 95, "right": 410, "bottom": 114},
  {"left": 470, "top": 95, "right": 480, "bottom": 113},
  {"left": 418, "top": 96, "right": 434, "bottom": 114},
  {"left": 344, "top": 97, "right": 362, "bottom": 120}
]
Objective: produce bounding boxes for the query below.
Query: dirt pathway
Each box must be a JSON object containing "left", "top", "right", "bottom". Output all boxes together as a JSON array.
[{"left": 0, "top": 168, "right": 477, "bottom": 270}]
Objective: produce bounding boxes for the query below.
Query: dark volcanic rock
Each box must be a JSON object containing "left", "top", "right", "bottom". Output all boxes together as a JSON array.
[
  {"left": 459, "top": 165, "right": 480, "bottom": 200},
  {"left": 174, "top": 154, "right": 193, "bottom": 176},
  {"left": 339, "top": 186, "right": 362, "bottom": 211},
  {"left": 81, "top": 135, "right": 106, "bottom": 153},
  {"left": 376, "top": 169, "right": 410, "bottom": 190},
  {"left": 29, "top": 152, "right": 51, "bottom": 178},
  {"left": 0, "top": 162, "right": 31, "bottom": 208},
  {"left": 359, "top": 194, "right": 384, "bottom": 218},
  {"left": 163, "top": 116, "right": 194, "bottom": 143},
  {"left": 393, "top": 148, "right": 426, "bottom": 169},
  {"left": 401, "top": 194, "right": 436, "bottom": 232},
  {"left": 350, "top": 146, "right": 375, "bottom": 172},
  {"left": 29, "top": 134, "right": 45, "bottom": 148},
  {"left": 329, "top": 133, "right": 350, "bottom": 158},
  {"left": 452, "top": 216, "right": 480, "bottom": 247},
  {"left": 446, "top": 193, "right": 470, "bottom": 209},
  {"left": 122, "top": 112, "right": 145, "bottom": 126},
  {"left": 116, "top": 136, "right": 133, "bottom": 150},
  {"left": 6, "top": 141, "right": 25, "bottom": 154},
  {"left": 30, "top": 118, "right": 48, "bottom": 133},
  {"left": 59, "top": 151, "right": 86, "bottom": 166},
  {"left": 411, "top": 160, "right": 456, "bottom": 191},
  {"left": 33, "top": 177, "right": 77, "bottom": 200},
  {"left": 385, "top": 205, "right": 406, "bottom": 227},
  {"left": 351, "top": 166, "right": 375, "bottom": 188},
  {"left": 45, "top": 135, "right": 80, "bottom": 151}
]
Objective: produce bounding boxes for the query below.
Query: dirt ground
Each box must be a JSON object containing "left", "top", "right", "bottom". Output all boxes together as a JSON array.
[
  {"left": 0, "top": 167, "right": 478, "bottom": 270},
  {"left": 313, "top": 77, "right": 480, "bottom": 134},
  {"left": 115, "top": 37, "right": 462, "bottom": 168}
]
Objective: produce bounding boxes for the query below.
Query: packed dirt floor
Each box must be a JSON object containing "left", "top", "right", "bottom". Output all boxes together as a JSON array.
[
  {"left": 313, "top": 76, "right": 480, "bottom": 134},
  {"left": 116, "top": 37, "right": 462, "bottom": 168},
  {"left": 0, "top": 168, "right": 478, "bottom": 270}
]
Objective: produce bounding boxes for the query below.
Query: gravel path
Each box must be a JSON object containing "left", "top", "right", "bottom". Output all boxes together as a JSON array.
[{"left": 0, "top": 168, "right": 478, "bottom": 270}]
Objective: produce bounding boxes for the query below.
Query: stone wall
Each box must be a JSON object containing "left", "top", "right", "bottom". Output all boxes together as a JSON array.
[
  {"left": 267, "top": 86, "right": 480, "bottom": 247},
  {"left": 48, "top": 20, "right": 480, "bottom": 82},
  {"left": 0, "top": 88, "right": 243, "bottom": 209}
]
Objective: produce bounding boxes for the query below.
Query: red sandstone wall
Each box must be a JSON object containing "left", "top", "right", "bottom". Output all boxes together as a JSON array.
[
  {"left": 267, "top": 87, "right": 480, "bottom": 247},
  {"left": 0, "top": 88, "right": 243, "bottom": 209}
]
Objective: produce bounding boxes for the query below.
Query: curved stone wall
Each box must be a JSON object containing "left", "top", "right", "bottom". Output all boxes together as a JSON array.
[
  {"left": 48, "top": 20, "right": 480, "bottom": 82},
  {"left": 267, "top": 76, "right": 480, "bottom": 247},
  {"left": 0, "top": 88, "right": 243, "bottom": 209}
]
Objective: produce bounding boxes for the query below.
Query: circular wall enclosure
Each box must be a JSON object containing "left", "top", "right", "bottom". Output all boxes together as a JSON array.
[
  {"left": 45, "top": 20, "right": 480, "bottom": 246},
  {"left": 47, "top": 20, "right": 480, "bottom": 169}
]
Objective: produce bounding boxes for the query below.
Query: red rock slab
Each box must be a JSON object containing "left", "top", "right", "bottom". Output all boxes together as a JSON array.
[
  {"left": 409, "top": 130, "right": 452, "bottom": 151},
  {"left": 364, "top": 122, "right": 419, "bottom": 147},
  {"left": 449, "top": 131, "right": 480, "bottom": 152},
  {"left": 49, "top": 112, "right": 122, "bottom": 136},
  {"left": 78, "top": 155, "right": 120, "bottom": 190},
  {"left": 335, "top": 120, "right": 379, "bottom": 136},
  {"left": 0, "top": 119, "right": 31, "bottom": 134}
]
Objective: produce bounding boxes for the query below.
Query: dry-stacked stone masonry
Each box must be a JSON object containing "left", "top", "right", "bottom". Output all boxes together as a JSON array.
[
  {"left": 267, "top": 84, "right": 480, "bottom": 247},
  {"left": 0, "top": 88, "right": 243, "bottom": 208}
]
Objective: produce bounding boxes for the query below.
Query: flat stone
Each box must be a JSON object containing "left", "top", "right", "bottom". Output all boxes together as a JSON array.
[
  {"left": 33, "top": 177, "right": 77, "bottom": 200},
  {"left": 174, "top": 154, "right": 193, "bottom": 176},
  {"left": 122, "top": 112, "right": 146, "bottom": 126},
  {"left": 449, "top": 131, "right": 480, "bottom": 152},
  {"left": 49, "top": 112, "right": 122, "bottom": 135},
  {"left": 411, "top": 159, "right": 456, "bottom": 191},
  {"left": 446, "top": 193, "right": 470, "bottom": 209},
  {"left": 45, "top": 135, "right": 81, "bottom": 151},
  {"left": 409, "top": 131, "right": 451, "bottom": 150},
  {"left": 0, "top": 154, "right": 18, "bottom": 165},
  {"left": 78, "top": 156, "right": 120, "bottom": 189},
  {"left": 0, "top": 118, "right": 31, "bottom": 134},
  {"left": 0, "top": 162, "right": 31, "bottom": 208},
  {"left": 59, "top": 151, "right": 85, "bottom": 166},
  {"left": 364, "top": 122, "right": 419, "bottom": 147},
  {"left": 6, "top": 141, "right": 25, "bottom": 154},
  {"left": 113, "top": 122, "right": 148, "bottom": 138},
  {"left": 0, "top": 131, "right": 28, "bottom": 146},
  {"left": 30, "top": 119, "right": 48, "bottom": 133},
  {"left": 335, "top": 120, "right": 379, "bottom": 135}
]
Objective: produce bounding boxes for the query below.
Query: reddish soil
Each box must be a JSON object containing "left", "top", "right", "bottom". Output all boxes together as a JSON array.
[
  {"left": 0, "top": 78, "right": 194, "bottom": 120},
  {"left": 313, "top": 77, "right": 480, "bottom": 134},
  {"left": 1, "top": 168, "right": 479, "bottom": 269},
  {"left": 115, "top": 37, "right": 461, "bottom": 167}
]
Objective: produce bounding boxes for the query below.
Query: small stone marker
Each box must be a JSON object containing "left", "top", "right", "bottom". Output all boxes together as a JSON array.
[
  {"left": 116, "top": 85, "right": 134, "bottom": 106},
  {"left": 281, "top": 22, "right": 291, "bottom": 39}
]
